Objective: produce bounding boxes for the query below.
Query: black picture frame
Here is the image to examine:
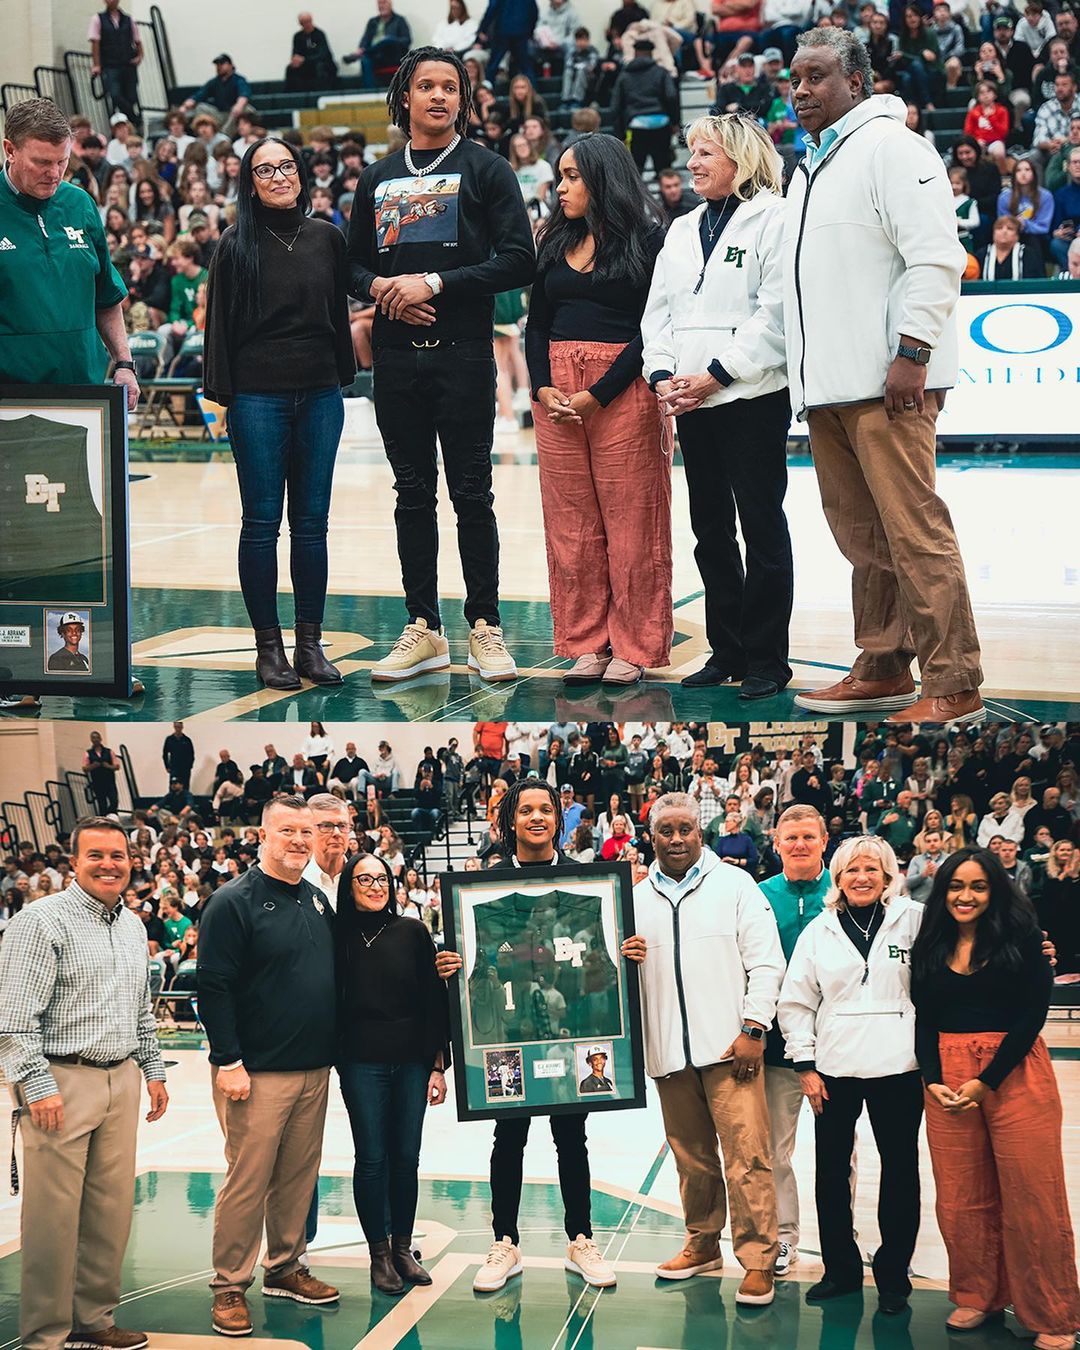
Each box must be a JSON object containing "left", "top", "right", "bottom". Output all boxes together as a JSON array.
[
  {"left": 0, "top": 384, "right": 132, "bottom": 698},
  {"left": 441, "top": 860, "right": 647, "bottom": 1122}
]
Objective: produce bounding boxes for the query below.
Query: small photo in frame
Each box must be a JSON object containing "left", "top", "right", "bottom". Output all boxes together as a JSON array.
[
  {"left": 44, "top": 609, "right": 92, "bottom": 675},
  {"left": 484, "top": 1048, "right": 525, "bottom": 1103},
  {"left": 576, "top": 1041, "right": 615, "bottom": 1096}
]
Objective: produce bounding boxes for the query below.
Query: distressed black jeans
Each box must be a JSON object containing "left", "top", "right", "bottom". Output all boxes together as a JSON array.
[{"left": 372, "top": 338, "right": 501, "bottom": 629}]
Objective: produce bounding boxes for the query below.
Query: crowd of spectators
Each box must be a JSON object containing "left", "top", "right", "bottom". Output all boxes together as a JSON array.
[{"left": 2, "top": 719, "right": 1079, "bottom": 1026}]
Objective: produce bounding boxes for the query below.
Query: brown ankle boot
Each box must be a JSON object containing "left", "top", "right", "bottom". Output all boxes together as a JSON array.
[
  {"left": 369, "top": 1239, "right": 405, "bottom": 1294},
  {"left": 392, "top": 1235, "right": 433, "bottom": 1286}
]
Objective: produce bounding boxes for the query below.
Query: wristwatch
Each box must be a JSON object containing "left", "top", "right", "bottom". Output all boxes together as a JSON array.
[
  {"left": 423, "top": 272, "right": 444, "bottom": 296},
  {"left": 897, "top": 342, "right": 932, "bottom": 365},
  {"left": 114, "top": 359, "right": 137, "bottom": 372},
  {"left": 740, "top": 1023, "right": 766, "bottom": 1041}
]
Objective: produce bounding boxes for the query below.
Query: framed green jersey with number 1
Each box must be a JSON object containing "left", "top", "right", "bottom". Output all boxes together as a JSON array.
[{"left": 441, "top": 861, "right": 647, "bottom": 1121}]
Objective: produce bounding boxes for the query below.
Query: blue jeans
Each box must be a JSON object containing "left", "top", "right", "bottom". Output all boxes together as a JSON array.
[
  {"left": 229, "top": 386, "right": 344, "bottom": 631},
  {"left": 339, "top": 1060, "right": 429, "bottom": 1244}
]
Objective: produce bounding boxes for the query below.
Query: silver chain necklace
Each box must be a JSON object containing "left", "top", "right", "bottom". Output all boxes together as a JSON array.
[
  {"left": 404, "top": 133, "right": 460, "bottom": 178},
  {"left": 361, "top": 921, "right": 390, "bottom": 949},
  {"left": 704, "top": 200, "right": 734, "bottom": 243},
  {"left": 264, "top": 222, "right": 303, "bottom": 252},
  {"left": 846, "top": 901, "right": 880, "bottom": 939}
]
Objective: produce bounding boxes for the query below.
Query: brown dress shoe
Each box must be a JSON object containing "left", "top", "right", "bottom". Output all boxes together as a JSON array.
[
  {"left": 262, "top": 1267, "right": 340, "bottom": 1304},
  {"left": 886, "top": 690, "right": 985, "bottom": 726},
  {"left": 65, "top": 1331, "right": 150, "bottom": 1350},
  {"left": 736, "top": 1269, "right": 776, "bottom": 1305},
  {"left": 211, "top": 1290, "right": 253, "bottom": 1337},
  {"left": 793, "top": 672, "right": 916, "bottom": 714},
  {"left": 654, "top": 1245, "right": 724, "bottom": 1280}
]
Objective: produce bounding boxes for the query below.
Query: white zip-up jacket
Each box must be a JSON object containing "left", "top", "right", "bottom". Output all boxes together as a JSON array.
[
  {"left": 633, "top": 850, "right": 786, "bottom": 1079},
  {"left": 641, "top": 192, "right": 788, "bottom": 410},
  {"left": 780, "top": 95, "right": 966, "bottom": 416},
  {"left": 777, "top": 894, "right": 924, "bottom": 1079}
]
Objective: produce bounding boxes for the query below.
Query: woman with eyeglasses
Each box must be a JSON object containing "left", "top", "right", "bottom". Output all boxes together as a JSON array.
[
  {"left": 204, "top": 137, "right": 356, "bottom": 692},
  {"left": 334, "top": 851, "right": 450, "bottom": 1295}
]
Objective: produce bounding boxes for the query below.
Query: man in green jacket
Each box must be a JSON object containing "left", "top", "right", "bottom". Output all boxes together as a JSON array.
[
  {"left": 758, "top": 803, "right": 833, "bottom": 1279},
  {"left": 0, "top": 98, "right": 137, "bottom": 401}
]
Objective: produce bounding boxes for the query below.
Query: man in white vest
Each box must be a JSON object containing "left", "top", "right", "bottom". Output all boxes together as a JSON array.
[{"left": 622, "top": 792, "right": 784, "bottom": 1304}]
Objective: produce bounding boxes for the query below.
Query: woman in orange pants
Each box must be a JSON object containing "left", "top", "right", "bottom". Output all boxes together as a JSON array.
[
  {"left": 911, "top": 847, "right": 1080, "bottom": 1350},
  {"left": 524, "top": 133, "right": 672, "bottom": 688}
]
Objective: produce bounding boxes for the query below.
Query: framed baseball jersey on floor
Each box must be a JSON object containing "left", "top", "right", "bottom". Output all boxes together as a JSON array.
[
  {"left": 0, "top": 386, "right": 131, "bottom": 696},
  {"left": 441, "top": 861, "right": 647, "bottom": 1121}
]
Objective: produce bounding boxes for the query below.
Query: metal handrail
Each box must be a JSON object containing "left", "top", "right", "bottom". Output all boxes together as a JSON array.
[
  {"left": 0, "top": 82, "right": 38, "bottom": 114},
  {"left": 63, "top": 49, "right": 110, "bottom": 129},
  {"left": 33, "top": 65, "right": 77, "bottom": 116}
]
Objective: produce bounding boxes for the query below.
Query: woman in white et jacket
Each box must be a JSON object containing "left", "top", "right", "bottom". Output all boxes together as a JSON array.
[
  {"left": 641, "top": 114, "right": 793, "bottom": 701},
  {"left": 777, "top": 835, "right": 924, "bottom": 1315}
]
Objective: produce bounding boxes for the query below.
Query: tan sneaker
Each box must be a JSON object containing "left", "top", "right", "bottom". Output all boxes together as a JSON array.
[
  {"left": 792, "top": 672, "right": 916, "bottom": 714},
  {"left": 736, "top": 1270, "right": 775, "bottom": 1305},
  {"left": 565, "top": 1234, "right": 616, "bottom": 1288},
  {"left": 370, "top": 618, "right": 451, "bottom": 683},
  {"left": 65, "top": 1331, "right": 149, "bottom": 1350},
  {"left": 468, "top": 620, "right": 517, "bottom": 682},
  {"left": 211, "top": 1290, "right": 253, "bottom": 1337},
  {"left": 563, "top": 654, "right": 611, "bottom": 685},
  {"left": 655, "top": 1245, "right": 723, "bottom": 1280},
  {"left": 262, "top": 1268, "right": 340, "bottom": 1304},
  {"left": 885, "top": 690, "right": 986, "bottom": 726},
  {"left": 473, "top": 1236, "right": 524, "bottom": 1291}
]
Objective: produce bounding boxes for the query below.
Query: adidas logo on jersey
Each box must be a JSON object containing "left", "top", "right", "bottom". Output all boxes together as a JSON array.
[
  {"left": 498, "top": 941, "right": 513, "bottom": 953},
  {"left": 0, "top": 238, "right": 15, "bottom": 251}
]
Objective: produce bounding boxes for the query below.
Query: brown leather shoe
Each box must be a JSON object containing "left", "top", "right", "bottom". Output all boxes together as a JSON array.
[
  {"left": 65, "top": 1331, "right": 150, "bottom": 1350},
  {"left": 211, "top": 1290, "right": 253, "bottom": 1337},
  {"left": 793, "top": 672, "right": 916, "bottom": 714},
  {"left": 946, "top": 1307, "right": 1004, "bottom": 1331},
  {"left": 886, "top": 690, "right": 985, "bottom": 726},
  {"left": 736, "top": 1269, "right": 776, "bottom": 1305},
  {"left": 262, "top": 1267, "right": 340, "bottom": 1304},
  {"left": 654, "top": 1245, "right": 723, "bottom": 1280}
]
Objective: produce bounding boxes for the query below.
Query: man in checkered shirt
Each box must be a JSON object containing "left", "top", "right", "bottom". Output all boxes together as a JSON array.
[{"left": 0, "top": 816, "right": 168, "bottom": 1350}]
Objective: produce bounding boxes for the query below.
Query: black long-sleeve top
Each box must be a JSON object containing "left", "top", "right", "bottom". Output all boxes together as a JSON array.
[
  {"left": 524, "top": 229, "right": 663, "bottom": 407},
  {"left": 911, "top": 929, "right": 1052, "bottom": 1091},
  {"left": 337, "top": 909, "right": 450, "bottom": 1069},
  {"left": 347, "top": 138, "right": 535, "bottom": 348},
  {"left": 203, "top": 202, "right": 356, "bottom": 406},
  {"left": 197, "top": 866, "right": 337, "bottom": 1071}
]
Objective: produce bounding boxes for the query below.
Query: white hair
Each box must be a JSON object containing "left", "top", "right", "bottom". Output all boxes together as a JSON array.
[{"left": 825, "top": 835, "right": 903, "bottom": 910}]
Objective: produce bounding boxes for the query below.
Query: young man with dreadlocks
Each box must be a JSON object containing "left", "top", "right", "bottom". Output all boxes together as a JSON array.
[
  {"left": 347, "top": 48, "right": 535, "bottom": 685},
  {"left": 436, "top": 777, "right": 617, "bottom": 1292}
]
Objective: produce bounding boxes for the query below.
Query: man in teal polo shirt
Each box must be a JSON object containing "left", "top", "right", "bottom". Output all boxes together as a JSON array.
[
  {"left": 758, "top": 803, "right": 832, "bottom": 1279},
  {"left": 0, "top": 98, "right": 138, "bottom": 402}
]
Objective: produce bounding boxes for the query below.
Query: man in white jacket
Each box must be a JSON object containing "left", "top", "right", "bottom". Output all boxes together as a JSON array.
[
  {"left": 622, "top": 793, "right": 784, "bottom": 1304},
  {"left": 781, "top": 28, "right": 985, "bottom": 726}
]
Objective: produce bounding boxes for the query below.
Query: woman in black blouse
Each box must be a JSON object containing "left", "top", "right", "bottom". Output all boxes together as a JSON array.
[
  {"left": 911, "top": 848, "right": 1080, "bottom": 1347},
  {"left": 524, "top": 132, "right": 671, "bottom": 688},
  {"left": 335, "top": 851, "right": 449, "bottom": 1295},
  {"left": 204, "top": 138, "right": 355, "bottom": 691}
]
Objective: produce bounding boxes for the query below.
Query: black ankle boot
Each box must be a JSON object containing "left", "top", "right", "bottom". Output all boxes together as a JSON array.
[
  {"left": 369, "top": 1240, "right": 405, "bottom": 1294},
  {"left": 293, "top": 620, "right": 343, "bottom": 685},
  {"left": 254, "top": 626, "right": 301, "bottom": 690},
  {"left": 392, "top": 1236, "right": 433, "bottom": 1286}
]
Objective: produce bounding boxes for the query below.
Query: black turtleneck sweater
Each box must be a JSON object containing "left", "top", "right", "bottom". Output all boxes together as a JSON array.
[
  {"left": 337, "top": 906, "right": 450, "bottom": 1069},
  {"left": 203, "top": 201, "right": 355, "bottom": 405}
]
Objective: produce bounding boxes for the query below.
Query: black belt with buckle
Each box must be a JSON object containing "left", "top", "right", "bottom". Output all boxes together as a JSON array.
[{"left": 47, "top": 1053, "right": 131, "bottom": 1070}]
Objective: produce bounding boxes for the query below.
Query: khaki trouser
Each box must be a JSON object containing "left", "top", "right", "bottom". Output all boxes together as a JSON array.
[
  {"left": 17, "top": 1058, "right": 141, "bottom": 1350},
  {"left": 211, "top": 1066, "right": 330, "bottom": 1292},
  {"left": 655, "top": 1063, "right": 778, "bottom": 1270},
  {"left": 765, "top": 1063, "right": 858, "bottom": 1247},
  {"left": 806, "top": 395, "right": 983, "bottom": 697}
]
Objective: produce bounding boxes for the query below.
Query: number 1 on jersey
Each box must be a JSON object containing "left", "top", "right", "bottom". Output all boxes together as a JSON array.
[{"left": 503, "top": 980, "right": 516, "bottom": 1012}]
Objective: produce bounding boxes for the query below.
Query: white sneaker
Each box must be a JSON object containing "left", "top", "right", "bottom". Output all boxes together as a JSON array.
[
  {"left": 775, "top": 1242, "right": 798, "bottom": 1276},
  {"left": 468, "top": 619, "right": 517, "bottom": 682},
  {"left": 565, "top": 1234, "right": 616, "bottom": 1288},
  {"left": 474, "top": 1237, "right": 523, "bottom": 1292},
  {"left": 370, "top": 618, "right": 451, "bottom": 683},
  {"left": 495, "top": 415, "right": 520, "bottom": 437},
  {"left": 511, "top": 386, "right": 531, "bottom": 413}
]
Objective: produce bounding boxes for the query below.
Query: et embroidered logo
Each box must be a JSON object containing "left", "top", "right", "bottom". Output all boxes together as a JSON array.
[
  {"left": 888, "top": 944, "right": 910, "bottom": 964},
  {"left": 724, "top": 245, "right": 747, "bottom": 269},
  {"left": 63, "top": 226, "right": 88, "bottom": 249},
  {"left": 25, "top": 474, "right": 66, "bottom": 513},
  {"left": 554, "top": 936, "right": 587, "bottom": 968}
]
